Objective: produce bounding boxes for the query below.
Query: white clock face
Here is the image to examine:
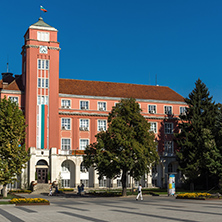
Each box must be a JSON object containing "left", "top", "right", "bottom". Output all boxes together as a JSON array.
[{"left": 39, "top": 46, "right": 48, "bottom": 54}]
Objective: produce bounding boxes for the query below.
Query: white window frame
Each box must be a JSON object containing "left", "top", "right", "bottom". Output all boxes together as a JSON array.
[
  {"left": 8, "top": 96, "right": 18, "bottom": 104},
  {"left": 80, "top": 119, "right": 89, "bottom": 131},
  {"left": 79, "top": 139, "right": 89, "bottom": 150},
  {"left": 37, "top": 59, "right": 49, "bottom": 70},
  {"left": 164, "top": 141, "right": 174, "bottom": 154},
  {"left": 97, "top": 120, "right": 107, "bottom": 131},
  {"left": 61, "top": 118, "right": 71, "bottom": 130},
  {"left": 61, "top": 99, "right": 71, "bottom": 108},
  {"left": 164, "top": 123, "right": 173, "bottom": 134},
  {"left": 98, "top": 102, "right": 106, "bottom": 111},
  {"left": 148, "top": 105, "right": 157, "bottom": 114},
  {"left": 164, "top": 106, "right": 172, "bottom": 115},
  {"left": 180, "top": 106, "right": 186, "bottom": 115},
  {"left": 80, "top": 101, "right": 89, "bottom": 110},
  {"left": 37, "top": 31, "right": 49, "bottom": 41},
  {"left": 149, "top": 122, "right": 157, "bottom": 133},
  {"left": 61, "top": 138, "right": 71, "bottom": 150}
]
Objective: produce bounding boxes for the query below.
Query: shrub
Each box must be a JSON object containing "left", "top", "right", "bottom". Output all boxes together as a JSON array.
[
  {"left": 59, "top": 188, "right": 74, "bottom": 192},
  {"left": 176, "top": 193, "right": 212, "bottom": 199},
  {"left": 9, "top": 189, "right": 32, "bottom": 193},
  {"left": 10, "top": 198, "right": 49, "bottom": 204}
]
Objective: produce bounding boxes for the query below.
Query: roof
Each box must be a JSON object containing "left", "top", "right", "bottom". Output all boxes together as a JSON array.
[
  {"left": 29, "top": 17, "right": 57, "bottom": 31},
  {"left": 59, "top": 79, "right": 185, "bottom": 102},
  {"left": 0, "top": 75, "right": 24, "bottom": 91},
  {"left": 1, "top": 75, "right": 185, "bottom": 102}
]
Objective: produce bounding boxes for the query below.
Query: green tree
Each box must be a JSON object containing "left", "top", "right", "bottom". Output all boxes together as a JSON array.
[
  {"left": 0, "top": 97, "right": 29, "bottom": 197},
  {"left": 83, "top": 98, "right": 159, "bottom": 196},
  {"left": 175, "top": 79, "right": 221, "bottom": 190}
]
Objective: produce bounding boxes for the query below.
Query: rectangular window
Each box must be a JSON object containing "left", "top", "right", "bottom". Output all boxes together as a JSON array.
[
  {"left": 98, "top": 120, "right": 107, "bottom": 131},
  {"left": 98, "top": 102, "right": 106, "bottom": 111},
  {"left": 150, "top": 122, "right": 157, "bottom": 133},
  {"left": 164, "top": 106, "right": 172, "bottom": 115},
  {"left": 8, "top": 96, "right": 18, "bottom": 104},
  {"left": 80, "top": 101, "right": 89, "bottom": 110},
  {"left": 37, "top": 59, "right": 49, "bottom": 70},
  {"left": 38, "top": 78, "right": 41, "bottom": 88},
  {"left": 41, "top": 78, "right": 45, "bottom": 88},
  {"left": 61, "top": 139, "right": 71, "bottom": 150},
  {"left": 99, "top": 177, "right": 107, "bottom": 187},
  {"left": 80, "top": 139, "right": 89, "bottom": 150},
  {"left": 180, "top": 107, "right": 186, "bottom": 115},
  {"left": 164, "top": 123, "right": 173, "bottom": 134},
  {"left": 38, "top": 95, "right": 48, "bottom": 105},
  {"left": 61, "top": 99, "right": 71, "bottom": 108},
  {"left": 164, "top": 141, "right": 174, "bottom": 154},
  {"left": 149, "top": 105, "right": 156, "bottom": 114},
  {"left": 62, "top": 179, "right": 70, "bottom": 188},
  {"left": 37, "top": 31, "right": 49, "bottom": 41},
  {"left": 45, "top": 79, "right": 49, "bottom": 88},
  {"left": 61, "top": 118, "right": 71, "bottom": 130},
  {"left": 80, "top": 119, "right": 89, "bottom": 131}
]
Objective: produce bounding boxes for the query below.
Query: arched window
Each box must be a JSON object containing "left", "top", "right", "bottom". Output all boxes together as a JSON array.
[
  {"left": 36, "top": 160, "right": 48, "bottom": 166},
  {"left": 61, "top": 161, "right": 70, "bottom": 172},
  {"left": 168, "top": 163, "right": 173, "bottom": 173}
]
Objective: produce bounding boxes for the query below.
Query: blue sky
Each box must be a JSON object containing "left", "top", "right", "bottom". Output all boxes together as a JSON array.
[{"left": 1, "top": 0, "right": 222, "bottom": 103}]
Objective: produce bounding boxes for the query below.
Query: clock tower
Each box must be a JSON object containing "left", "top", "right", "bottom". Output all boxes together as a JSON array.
[{"left": 21, "top": 17, "right": 60, "bottom": 151}]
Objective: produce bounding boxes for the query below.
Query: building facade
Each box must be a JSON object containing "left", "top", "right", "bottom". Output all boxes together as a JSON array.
[{"left": 0, "top": 18, "right": 187, "bottom": 189}]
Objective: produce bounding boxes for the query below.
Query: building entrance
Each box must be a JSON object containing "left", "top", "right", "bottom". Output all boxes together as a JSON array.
[{"left": 36, "top": 168, "right": 48, "bottom": 183}]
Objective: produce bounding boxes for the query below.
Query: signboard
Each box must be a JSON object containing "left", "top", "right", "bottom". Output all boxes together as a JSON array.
[{"left": 168, "top": 174, "right": 175, "bottom": 196}]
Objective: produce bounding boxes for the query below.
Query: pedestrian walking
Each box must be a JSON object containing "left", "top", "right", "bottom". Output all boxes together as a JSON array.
[
  {"left": 136, "top": 184, "right": 143, "bottom": 200},
  {"left": 48, "top": 185, "right": 53, "bottom": 196}
]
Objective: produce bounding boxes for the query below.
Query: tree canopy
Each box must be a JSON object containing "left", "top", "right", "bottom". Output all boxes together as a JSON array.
[
  {"left": 83, "top": 98, "right": 159, "bottom": 196},
  {"left": 175, "top": 79, "right": 222, "bottom": 190},
  {"left": 0, "top": 97, "right": 29, "bottom": 197}
]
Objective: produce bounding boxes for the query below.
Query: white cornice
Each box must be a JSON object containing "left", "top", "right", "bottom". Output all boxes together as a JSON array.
[
  {"left": 29, "top": 25, "right": 57, "bottom": 32},
  {"left": 59, "top": 93, "right": 186, "bottom": 105},
  {"left": 0, "top": 89, "right": 23, "bottom": 94}
]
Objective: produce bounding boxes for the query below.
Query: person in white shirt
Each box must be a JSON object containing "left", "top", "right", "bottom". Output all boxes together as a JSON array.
[{"left": 136, "top": 184, "right": 143, "bottom": 200}]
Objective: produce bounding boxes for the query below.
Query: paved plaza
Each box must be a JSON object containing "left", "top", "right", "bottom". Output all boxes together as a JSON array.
[{"left": 0, "top": 194, "right": 222, "bottom": 222}]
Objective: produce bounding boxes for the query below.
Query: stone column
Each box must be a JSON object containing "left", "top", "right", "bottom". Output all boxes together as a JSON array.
[
  {"left": 50, "top": 147, "right": 57, "bottom": 182},
  {"left": 75, "top": 156, "right": 82, "bottom": 188},
  {"left": 29, "top": 147, "right": 36, "bottom": 184}
]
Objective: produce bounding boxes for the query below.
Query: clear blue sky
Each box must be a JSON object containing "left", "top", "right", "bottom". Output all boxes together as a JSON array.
[{"left": 1, "top": 0, "right": 222, "bottom": 103}]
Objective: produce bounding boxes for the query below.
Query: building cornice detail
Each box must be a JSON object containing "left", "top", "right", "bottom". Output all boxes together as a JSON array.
[
  {"left": 59, "top": 93, "right": 187, "bottom": 105},
  {"left": 25, "top": 45, "right": 60, "bottom": 51},
  {"left": 0, "top": 89, "right": 24, "bottom": 95},
  {"left": 29, "top": 25, "right": 58, "bottom": 32}
]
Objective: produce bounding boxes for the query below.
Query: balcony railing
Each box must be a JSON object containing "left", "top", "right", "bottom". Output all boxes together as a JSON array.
[{"left": 58, "top": 149, "right": 85, "bottom": 156}]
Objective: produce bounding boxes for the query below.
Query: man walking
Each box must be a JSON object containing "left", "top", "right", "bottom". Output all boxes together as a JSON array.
[{"left": 136, "top": 184, "right": 143, "bottom": 200}]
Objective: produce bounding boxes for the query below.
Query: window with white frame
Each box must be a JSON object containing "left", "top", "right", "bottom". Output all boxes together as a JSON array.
[
  {"left": 180, "top": 107, "right": 186, "bottom": 115},
  {"left": 61, "top": 139, "right": 71, "bottom": 150},
  {"left": 99, "top": 177, "right": 107, "bottom": 187},
  {"left": 61, "top": 118, "right": 71, "bottom": 130},
  {"left": 80, "top": 139, "right": 89, "bottom": 150},
  {"left": 61, "top": 99, "right": 71, "bottom": 108},
  {"left": 80, "top": 101, "right": 89, "bottom": 110},
  {"left": 38, "top": 59, "right": 49, "bottom": 70},
  {"left": 37, "top": 31, "right": 49, "bottom": 41},
  {"left": 37, "top": 95, "right": 48, "bottom": 105},
  {"left": 80, "top": 119, "right": 89, "bottom": 131},
  {"left": 98, "top": 102, "right": 106, "bottom": 111},
  {"left": 164, "top": 123, "right": 173, "bottom": 134},
  {"left": 9, "top": 96, "right": 18, "bottom": 104},
  {"left": 98, "top": 120, "right": 107, "bottom": 131},
  {"left": 38, "top": 78, "right": 49, "bottom": 88},
  {"left": 164, "top": 106, "right": 172, "bottom": 115},
  {"left": 62, "top": 179, "right": 70, "bottom": 188},
  {"left": 149, "top": 122, "right": 157, "bottom": 133},
  {"left": 149, "top": 105, "right": 156, "bottom": 114},
  {"left": 164, "top": 141, "right": 173, "bottom": 154}
]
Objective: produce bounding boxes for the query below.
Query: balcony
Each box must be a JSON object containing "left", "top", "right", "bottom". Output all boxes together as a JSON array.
[{"left": 58, "top": 149, "right": 85, "bottom": 156}]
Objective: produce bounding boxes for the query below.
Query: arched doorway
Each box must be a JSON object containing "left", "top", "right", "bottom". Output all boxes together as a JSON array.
[
  {"left": 61, "top": 160, "right": 75, "bottom": 188},
  {"left": 36, "top": 160, "right": 48, "bottom": 183}
]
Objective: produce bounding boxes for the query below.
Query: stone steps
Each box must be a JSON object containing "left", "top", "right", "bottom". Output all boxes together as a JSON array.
[{"left": 32, "top": 183, "right": 53, "bottom": 194}]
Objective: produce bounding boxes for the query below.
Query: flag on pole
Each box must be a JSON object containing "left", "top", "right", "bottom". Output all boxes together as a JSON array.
[{"left": 40, "top": 5, "right": 47, "bottom": 12}]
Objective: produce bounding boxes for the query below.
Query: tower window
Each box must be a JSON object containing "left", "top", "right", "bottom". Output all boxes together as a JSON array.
[
  {"left": 37, "top": 31, "right": 49, "bottom": 41},
  {"left": 38, "top": 59, "right": 49, "bottom": 70}
]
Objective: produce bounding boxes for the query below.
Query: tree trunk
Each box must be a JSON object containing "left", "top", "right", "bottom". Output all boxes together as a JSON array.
[
  {"left": 3, "top": 185, "right": 7, "bottom": 198},
  {"left": 121, "top": 170, "right": 127, "bottom": 196},
  {"left": 206, "top": 173, "right": 209, "bottom": 190}
]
